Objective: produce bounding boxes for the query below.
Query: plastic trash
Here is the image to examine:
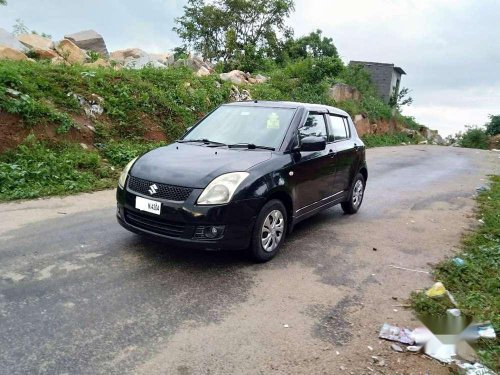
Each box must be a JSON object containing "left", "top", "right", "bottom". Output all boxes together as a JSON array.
[
  {"left": 455, "top": 361, "right": 496, "bottom": 375},
  {"left": 477, "top": 323, "right": 496, "bottom": 339},
  {"left": 425, "top": 282, "right": 447, "bottom": 297},
  {"left": 406, "top": 345, "right": 422, "bottom": 352},
  {"left": 446, "top": 308, "right": 461, "bottom": 317},
  {"left": 452, "top": 257, "right": 465, "bottom": 266},
  {"left": 379, "top": 323, "right": 415, "bottom": 345}
]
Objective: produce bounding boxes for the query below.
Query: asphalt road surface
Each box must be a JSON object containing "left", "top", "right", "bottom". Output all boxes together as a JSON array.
[{"left": 0, "top": 146, "right": 498, "bottom": 375}]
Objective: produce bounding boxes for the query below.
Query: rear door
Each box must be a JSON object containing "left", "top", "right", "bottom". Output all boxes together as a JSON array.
[
  {"left": 292, "top": 112, "right": 335, "bottom": 213},
  {"left": 327, "top": 114, "right": 357, "bottom": 193}
]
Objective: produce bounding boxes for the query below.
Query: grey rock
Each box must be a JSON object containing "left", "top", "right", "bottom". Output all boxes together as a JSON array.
[
  {"left": 65, "top": 30, "right": 109, "bottom": 57},
  {"left": 328, "top": 83, "right": 361, "bottom": 102},
  {"left": 0, "top": 28, "right": 28, "bottom": 52}
]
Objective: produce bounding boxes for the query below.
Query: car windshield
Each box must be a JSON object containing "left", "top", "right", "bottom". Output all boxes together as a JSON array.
[{"left": 182, "top": 105, "right": 296, "bottom": 149}]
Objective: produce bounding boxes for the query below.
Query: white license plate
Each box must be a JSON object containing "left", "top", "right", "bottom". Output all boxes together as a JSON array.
[{"left": 135, "top": 196, "right": 161, "bottom": 215}]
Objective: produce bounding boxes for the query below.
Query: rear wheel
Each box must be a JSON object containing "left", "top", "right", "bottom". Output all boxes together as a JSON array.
[
  {"left": 341, "top": 173, "right": 365, "bottom": 214},
  {"left": 249, "top": 199, "right": 287, "bottom": 262}
]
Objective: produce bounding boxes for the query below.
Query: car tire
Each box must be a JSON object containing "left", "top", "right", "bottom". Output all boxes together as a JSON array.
[
  {"left": 249, "top": 199, "right": 287, "bottom": 262},
  {"left": 341, "top": 173, "right": 365, "bottom": 214}
]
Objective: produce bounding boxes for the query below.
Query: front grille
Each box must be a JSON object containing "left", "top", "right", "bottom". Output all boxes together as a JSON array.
[
  {"left": 128, "top": 176, "right": 193, "bottom": 202},
  {"left": 125, "top": 210, "right": 187, "bottom": 237}
]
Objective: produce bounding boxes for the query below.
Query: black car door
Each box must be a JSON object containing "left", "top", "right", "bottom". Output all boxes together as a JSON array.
[
  {"left": 327, "top": 114, "right": 357, "bottom": 193},
  {"left": 291, "top": 112, "right": 335, "bottom": 214}
]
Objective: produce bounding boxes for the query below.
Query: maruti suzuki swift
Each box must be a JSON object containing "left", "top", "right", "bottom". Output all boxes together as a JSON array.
[{"left": 116, "top": 101, "right": 367, "bottom": 262}]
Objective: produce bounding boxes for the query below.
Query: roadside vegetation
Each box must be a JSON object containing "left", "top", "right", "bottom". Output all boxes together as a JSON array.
[
  {"left": 410, "top": 175, "right": 500, "bottom": 371},
  {"left": 446, "top": 116, "right": 500, "bottom": 149}
]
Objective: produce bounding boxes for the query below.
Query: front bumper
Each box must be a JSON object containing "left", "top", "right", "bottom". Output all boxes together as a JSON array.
[{"left": 116, "top": 185, "right": 264, "bottom": 251}]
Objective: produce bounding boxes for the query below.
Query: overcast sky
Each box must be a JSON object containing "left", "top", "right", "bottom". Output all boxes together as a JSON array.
[{"left": 1, "top": 0, "right": 499, "bottom": 136}]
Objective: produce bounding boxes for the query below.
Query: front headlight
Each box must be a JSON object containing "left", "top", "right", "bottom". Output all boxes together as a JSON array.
[
  {"left": 118, "top": 157, "right": 138, "bottom": 188},
  {"left": 197, "top": 172, "right": 249, "bottom": 205}
]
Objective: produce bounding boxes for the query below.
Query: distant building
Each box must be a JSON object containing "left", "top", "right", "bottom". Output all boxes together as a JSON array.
[{"left": 349, "top": 61, "right": 406, "bottom": 104}]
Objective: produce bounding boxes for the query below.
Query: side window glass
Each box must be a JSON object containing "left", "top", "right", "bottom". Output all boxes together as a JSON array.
[
  {"left": 299, "top": 114, "right": 327, "bottom": 140},
  {"left": 329, "top": 115, "right": 348, "bottom": 141}
]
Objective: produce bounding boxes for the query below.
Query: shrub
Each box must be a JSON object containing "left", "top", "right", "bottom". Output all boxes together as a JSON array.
[{"left": 458, "top": 126, "right": 489, "bottom": 149}]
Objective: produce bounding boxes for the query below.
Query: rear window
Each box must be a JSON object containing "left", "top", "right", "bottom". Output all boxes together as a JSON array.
[{"left": 328, "top": 115, "right": 349, "bottom": 141}]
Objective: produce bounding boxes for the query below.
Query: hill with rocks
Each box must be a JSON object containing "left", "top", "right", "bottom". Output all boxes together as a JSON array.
[{"left": 0, "top": 28, "right": 443, "bottom": 200}]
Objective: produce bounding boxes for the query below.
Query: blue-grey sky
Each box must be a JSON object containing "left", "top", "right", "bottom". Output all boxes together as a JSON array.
[{"left": 2, "top": 0, "right": 499, "bottom": 136}]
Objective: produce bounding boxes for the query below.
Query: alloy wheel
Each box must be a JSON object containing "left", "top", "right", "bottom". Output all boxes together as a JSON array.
[
  {"left": 261, "top": 209, "right": 284, "bottom": 252},
  {"left": 352, "top": 179, "right": 364, "bottom": 207}
]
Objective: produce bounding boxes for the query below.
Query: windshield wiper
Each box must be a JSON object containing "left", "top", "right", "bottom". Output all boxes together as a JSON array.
[
  {"left": 177, "top": 138, "right": 227, "bottom": 146},
  {"left": 228, "top": 143, "right": 275, "bottom": 151}
]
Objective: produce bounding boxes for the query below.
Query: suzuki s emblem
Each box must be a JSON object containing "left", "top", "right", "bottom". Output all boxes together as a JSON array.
[{"left": 148, "top": 184, "right": 158, "bottom": 195}]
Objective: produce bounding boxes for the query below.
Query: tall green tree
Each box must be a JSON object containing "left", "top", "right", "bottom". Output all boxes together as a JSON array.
[
  {"left": 174, "top": 0, "right": 295, "bottom": 65},
  {"left": 282, "top": 29, "right": 338, "bottom": 60},
  {"left": 0, "top": 0, "right": 7, "bottom": 6}
]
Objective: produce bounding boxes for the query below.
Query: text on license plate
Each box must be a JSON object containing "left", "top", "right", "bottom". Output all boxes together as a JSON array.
[{"left": 135, "top": 196, "right": 161, "bottom": 215}]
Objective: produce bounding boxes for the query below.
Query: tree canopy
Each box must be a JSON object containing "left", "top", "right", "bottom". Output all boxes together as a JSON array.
[
  {"left": 174, "top": 0, "right": 295, "bottom": 66},
  {"left": 485, "top": 115, "right": 500, "bottom": 136},
  {"left": 282, "top": 29, "right": 338, "bottom": 60}
]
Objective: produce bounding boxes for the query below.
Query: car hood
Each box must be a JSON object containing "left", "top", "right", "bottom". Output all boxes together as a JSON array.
[{"left": 130, "top": 143, "right": 272, "bottom": 188}]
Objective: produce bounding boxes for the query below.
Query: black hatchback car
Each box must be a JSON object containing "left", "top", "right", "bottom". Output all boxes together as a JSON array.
[{"left": 117, "top": 101, "right": 367, "bottom": 261}]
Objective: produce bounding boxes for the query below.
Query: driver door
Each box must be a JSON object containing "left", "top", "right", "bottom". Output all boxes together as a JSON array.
[{"left": 291, "top": 112, "right": 336, "bottom": 215}]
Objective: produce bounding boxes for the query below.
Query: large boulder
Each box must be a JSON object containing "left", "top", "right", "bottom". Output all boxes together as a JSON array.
[
  {"left": 0, "top": 28, "right": 28, "bottom": 52},
  {"left": 328, "top": 83, "right": 361, "bottom": 102},
  {"left": 33, "top": 48, "right": 58, "bottom": 59},
  {"left": 17, "top": 33, "right": 54, "bottom": 51},
  {"left": 55, "top": 39, "right": 88, "bottom": 64},
  {"left": 195, "top": 66, "right": 211, "bottom": 77},
  {"left": 220, "top": 70, "right": 247, "bottom": 85},
  {"left": 0, "top": 46, "right": 28, "bottom": 61},
  {"left": 174, "top": 56, "right": 213, "bottom": 72},
  {"left": 110, "top": 48, "right": 167, "bottom": 69},
  {"left": 65, "top": 30, "right": 109, "bottom": 57},
  {"left": 149, "top": 52, "right": 174, "bottom": 66},
  {"left": 84, "top": 58, "right": 111, "bottom": 68}
]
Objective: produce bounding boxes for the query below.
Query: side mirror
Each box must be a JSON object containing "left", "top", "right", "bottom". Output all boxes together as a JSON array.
[{"left": 300, "top": 136, "right": 326, "bottom": 152}]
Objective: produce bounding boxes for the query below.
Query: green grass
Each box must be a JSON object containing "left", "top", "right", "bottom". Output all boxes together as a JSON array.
[
  {"left": 0, "top": 60, "right": 232, "bottom": 139},
  {"left": 361, "top": 132, "right": 417, "bottom": 148},
  {"left": 410, "top": 175, "right": 500, "bottom": 371},
  {"left": 0, "top": 135, "right": 174, "bottom": 201},
  {"left": 0, "top": 136, "right": 117, "bottom": 200}
]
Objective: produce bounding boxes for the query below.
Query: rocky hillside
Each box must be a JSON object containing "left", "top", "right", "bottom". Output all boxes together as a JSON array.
[{"left": 0, "top": 28, "right": 444, "bottom": 200}]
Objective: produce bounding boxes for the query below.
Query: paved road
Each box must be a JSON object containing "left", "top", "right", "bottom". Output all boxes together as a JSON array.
[{"left": 0, "top": 146, "right": 497, "bottom": 375}]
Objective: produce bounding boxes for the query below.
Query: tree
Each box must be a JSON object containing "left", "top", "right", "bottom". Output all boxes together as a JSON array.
[
  {"left": 485, "top": 114, "right": 500, "bottom": 136},
  {"left": 173, "top": 0, "right": 295, "bottom": 65},
  {"left": 389, "top": 87, "right": 413, "bottom": 110},
  {"left": 282, "top": 29, "right": 338, "bottom": 60},
  {"left": 0, "top": 0, "right": 7, "bottom": 6},
  {"left": 12, "top": 19, "right": 29, "bottom": 35}
]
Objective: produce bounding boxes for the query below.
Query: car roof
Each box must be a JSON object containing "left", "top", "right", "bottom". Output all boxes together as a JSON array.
[{"left": 224, "top": 100, "right": 349, "bottom": 117}]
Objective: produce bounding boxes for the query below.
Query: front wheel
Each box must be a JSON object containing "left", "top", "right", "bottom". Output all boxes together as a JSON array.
[
  {"left": 341, "top": 173, "right": 365, "bottom": 214},
  {"left": 249, "top": 199, "right": 287, "bottom": 262}
]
